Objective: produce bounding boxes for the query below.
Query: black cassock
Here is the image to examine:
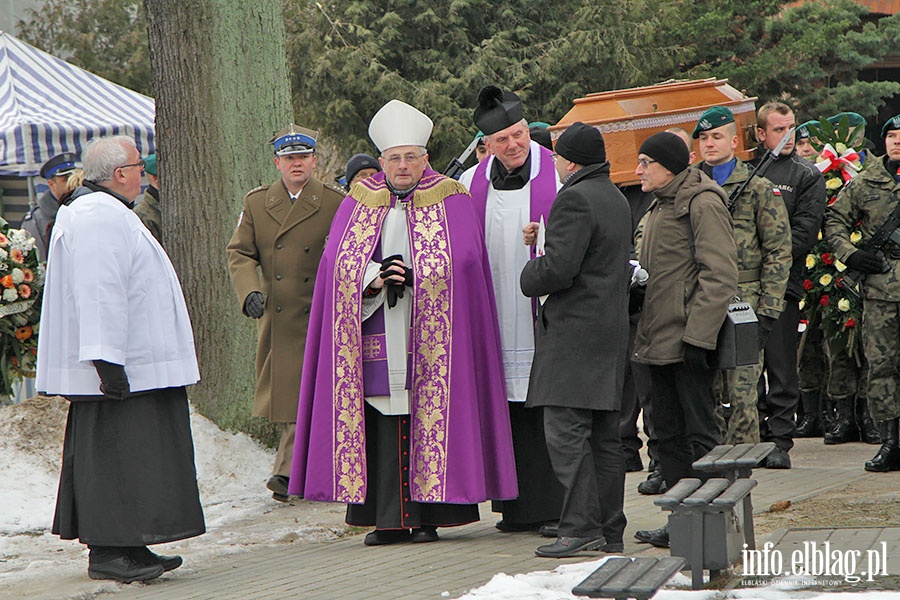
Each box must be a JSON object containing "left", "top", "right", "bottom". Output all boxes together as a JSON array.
[{"left": 53, "top": 387, "right": 205, "bottom": 546}]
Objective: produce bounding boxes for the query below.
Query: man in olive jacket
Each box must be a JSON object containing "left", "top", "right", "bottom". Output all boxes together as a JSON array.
[
  {"left": 227, "top": 124, "right": 344, "bottom": 501},
  {"left": 520, "top": 123, "right": 631, "bottom": 559},
  {"left": 631, "top": 132, "right": 738, "bottom": 548}
]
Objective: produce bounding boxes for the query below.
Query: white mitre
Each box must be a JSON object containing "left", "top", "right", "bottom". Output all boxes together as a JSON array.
[{"left": 368, "top": 99, "right": 433, "bottom": 152}]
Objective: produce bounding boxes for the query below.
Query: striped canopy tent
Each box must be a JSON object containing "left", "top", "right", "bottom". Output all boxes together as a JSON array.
[{"left": 0, "top": 30, "right": 155, "bottom": 178}]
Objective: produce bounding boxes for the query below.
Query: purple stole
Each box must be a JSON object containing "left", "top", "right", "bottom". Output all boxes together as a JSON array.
[{"left": 468, "top": 143, "right": 557, "bottom": 260}]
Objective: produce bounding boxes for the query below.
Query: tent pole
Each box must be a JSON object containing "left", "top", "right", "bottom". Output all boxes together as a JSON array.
[{"left": 27, "top": 176, "right": 36, "bottom": 209}]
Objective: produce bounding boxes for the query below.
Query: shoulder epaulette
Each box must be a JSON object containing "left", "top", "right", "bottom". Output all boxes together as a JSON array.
[
  {"left": 324, "top": 182, "right": 347, "bottom": 196},
  {"left": 245, "top": 184, "right": 270, "bottom": 197}
]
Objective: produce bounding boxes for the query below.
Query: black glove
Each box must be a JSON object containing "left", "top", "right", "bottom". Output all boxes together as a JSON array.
[
  {"left": 844, "top": 250, "right": 889, "bottom": 275},
  {"left": 92, "top": 360, "right": 130, "bottom": 400},
  {"left": 682, "top": 342, "right": 713, "bottom": 371},
  {"left": 244, "top": 291, "right": 265, "bottom": 319},
  {"left": 379, "top": 254, "right": 413, "bottom": 309},
  {"left": 628, "top": 285, "right": 646, "bottom": 315},
  {"left": 757, "top": 315, "right": 776, "bottom": 351}
]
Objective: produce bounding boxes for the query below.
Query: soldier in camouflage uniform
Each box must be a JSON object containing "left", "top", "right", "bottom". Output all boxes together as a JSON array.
[
  {"left": 824, "top": 114, "right": 900, "bottom": 472},
  {"left": 694, "top": 106, "right": 792, "bottom": 445}
]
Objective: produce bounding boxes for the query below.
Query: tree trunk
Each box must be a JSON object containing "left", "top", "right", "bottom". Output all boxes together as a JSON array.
[{"left": 143, "top": 0, "right": 291, "bottom": 444}]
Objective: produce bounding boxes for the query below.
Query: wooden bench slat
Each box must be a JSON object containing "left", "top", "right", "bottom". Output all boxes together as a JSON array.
[
  {"left": 653, "top": 478, "right": 702, "bottom": 508},
  {"left": 601, "top": 557, "right": 660, "bottom": 594},
  {"left": 732, "top": 442, "right": 776, "bottom": 467},
  {"left": 682, "top": 478, "right": 730, "bottom": 505},
  {"left": 571, "top": 557, "right": 633, "bottom": 597},
  {"left": 691, "top": 444, "right": 732, "bottom": 470},
  {"left": 626, "top": 557, "right": 686, "bottom": 599},
  {"left": 710, "top": 478, "right": 757, "bottom": 508},
  {"left": 712, "top": 443, "right": 755, "bottom": 468}
]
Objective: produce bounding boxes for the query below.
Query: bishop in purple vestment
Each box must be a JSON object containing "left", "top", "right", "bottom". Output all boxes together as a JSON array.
[{"left": 288, "top": 100, "right": 517, "bottom": 546}]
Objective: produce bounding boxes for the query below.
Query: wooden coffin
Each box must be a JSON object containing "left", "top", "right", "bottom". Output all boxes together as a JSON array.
[{"left": 550, "top": 78, "right": 758, "bottom": 186}]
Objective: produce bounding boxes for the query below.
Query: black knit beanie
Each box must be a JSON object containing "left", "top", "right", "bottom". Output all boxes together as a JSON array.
[
  {"left": 638, "top": 132, "right": 689, "bottom": 175},
  {"left": 556, "top": 122, "right": 606, "bottom": 165}
]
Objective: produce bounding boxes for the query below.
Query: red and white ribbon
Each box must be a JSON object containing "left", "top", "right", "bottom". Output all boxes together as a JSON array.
[{"left": 816, "top": 144, "right": 861, "bottom": 182}]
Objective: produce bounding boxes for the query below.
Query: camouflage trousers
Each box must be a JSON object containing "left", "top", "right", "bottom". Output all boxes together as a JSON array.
[
  {"left": 798, "top": 309, "right": 867, "bottom": 399},
  {"left": 862, "top": 299, "right": 900, "bottom": 421},
  {"left": 715, "top": 349, "right": 764, "bottom": 444}
]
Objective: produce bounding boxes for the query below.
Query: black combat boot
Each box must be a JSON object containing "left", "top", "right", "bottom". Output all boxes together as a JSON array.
[
  {"left": 864, "top": 419, "right": 900, "bottom": 472},
  {"left": 795, "top": 390, "right": 823, "bottom": 437},
  {"left": 821, "top": 394, "right": 837, "bottom": 433},
  {"left": 823, "top": 396, "right": 859, "bottom": 444},
  {"left": 856, "top": 397, "right": 881, "bottom": 445}
]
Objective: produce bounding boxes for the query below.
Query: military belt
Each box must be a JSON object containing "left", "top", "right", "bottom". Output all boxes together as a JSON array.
[{"left": 737, "top": 268, "right": 761, "bottom": 284}]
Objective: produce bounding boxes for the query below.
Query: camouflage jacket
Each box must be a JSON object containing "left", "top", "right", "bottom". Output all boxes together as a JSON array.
[
  {"left": 703, "top": 159, "right": 792, "bottom": 319},
  {"left": 825, "top": 156, "right": 900, "bottom": 301}
]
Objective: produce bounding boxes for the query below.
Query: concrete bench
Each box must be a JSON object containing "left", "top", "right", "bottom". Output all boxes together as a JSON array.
[
  {"left": 654, "top": 477, "right": 757, "bottom": 590},
  {"left": 572, "top": 556, "right": 686, "bottom": 599}
]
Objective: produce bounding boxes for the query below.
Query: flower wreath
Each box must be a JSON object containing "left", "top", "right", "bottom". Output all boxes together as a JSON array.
[
  {"left": 0, "top": 217, "right": 44, "bottom": 397},
  {"left": 800, "top": 115, "right": 866, "bottom": 362}
]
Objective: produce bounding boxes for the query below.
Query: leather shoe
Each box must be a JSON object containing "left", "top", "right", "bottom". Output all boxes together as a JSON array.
[
  {"left": 363, "top": 529, "right": 411, "bottom": 546},
  {"left": 539, "top": 524, "right": 558, "bottom": 538},
  {"left": 88, "top": 555, "right": 165, "bottom": 583},
  {"left": 634, "top": 525, "right": 669, "bottom": 548},
  {"left": 129, "top": 546, "right": 183, "bottom": 572},
  {"left": 267, "top": 475, "right": 289, "bottom": 502},
  {"left": 764, "top": 447, "right": 792, "bottom": 469},
  {"left": 637, "top": 470, "right": 667, "bottom": 495},
  {"left": 535, "top": 536, "right": 605, "bottom": 558},
  {"left": 495, "top": 519, "right": 541, "bottom": 533},
  {"left": 410, "top": 526, "right": 439, "bottom": 543},
  {"left": 600, "top": 541, "right": 624, "bottom": 553}
]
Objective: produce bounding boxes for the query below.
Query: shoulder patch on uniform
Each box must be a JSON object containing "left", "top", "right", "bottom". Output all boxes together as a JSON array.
[
  {"left": 324, "top": 182, "right": 347, "bottom": 196},
  {"left": 772, "top": 188, "right": 781, "bottom": 196},
  {"left": 246, "top": 184, "right": 269, "bottom": 197}
]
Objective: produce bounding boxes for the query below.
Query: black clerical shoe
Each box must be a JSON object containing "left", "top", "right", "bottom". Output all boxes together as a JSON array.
[
  {"left": 535, "top": 536, "right": 606, "bottom": 558},
  {"left": 634, "top": 525, "right": 669, "bottom": 548},
  {"left": 130, "top": 546, "right": 183, "bottom": 572},
  {"left": 363, "top": 529, "right": 411, "bottom": 546},
  {"left": 495, "top": 519, "right": 541, "bottom": 533},
  {"left": 88, "top": 554, "right": 165, "bottom": 583},
  {"left": 267, "top": 475, "right": 290, "bottom": 502},
  {"left": 410, "top": 526, "right": 440, "bottom": 543}
]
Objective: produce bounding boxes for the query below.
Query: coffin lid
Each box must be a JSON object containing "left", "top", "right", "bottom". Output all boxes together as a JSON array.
[{"left": 550, "top": 78, "right": 758, "bottom": 186}]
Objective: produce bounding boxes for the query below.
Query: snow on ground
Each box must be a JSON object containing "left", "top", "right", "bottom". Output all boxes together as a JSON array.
[
  {"left": 0, "top": 396, "right": 347, "bottom": 595},
  {"left": 459, "top": 558, "right": 900, "bottom": 600}
]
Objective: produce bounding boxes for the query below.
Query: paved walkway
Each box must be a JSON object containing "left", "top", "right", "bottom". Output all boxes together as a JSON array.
[{"left": 77, "top": 438, "right": 898, "bottom": 600}]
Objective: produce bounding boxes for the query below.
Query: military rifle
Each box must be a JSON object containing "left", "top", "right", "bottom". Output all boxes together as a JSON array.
[
  {"left": 442, "top": 135, "right": 481, "bottom": 180},
  {"left": 838, "top": 203, "right": 900, "bottom": 300},
  {"left": 726, "top": 127, "right": 794, "bottom": 213}
]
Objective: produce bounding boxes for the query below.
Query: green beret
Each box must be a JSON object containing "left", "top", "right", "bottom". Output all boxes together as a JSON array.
[
  {"left": 144, "top": 153, "right": 158, "bottom": 176},
  {"left": 882, "top": 114, "right": 900, "bottom": 138},
  {"left": 827, "top": 112, "right": 866, "bottom": 129},
  {"left": 692, "top": 106, "right": 734, "bottom": 139},
  {"left": 796, "top": 120, "right": 819, "bottom": 140}
]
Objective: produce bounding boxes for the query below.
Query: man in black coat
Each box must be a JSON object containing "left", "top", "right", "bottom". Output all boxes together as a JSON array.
[
  {"left": 520, "top": 122, "right": 631, "bottom": 558},
  {"left": 752, "top": 101, "right": 827, "bottom": 469}
]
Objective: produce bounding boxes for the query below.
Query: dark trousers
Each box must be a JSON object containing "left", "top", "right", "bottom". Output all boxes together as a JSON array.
[
  {"left": 543, "top": 406, "right": 626, "bottom": 541},
  {"left": 620, "top": 358, "right": 658, "bottom": 464},
  {"left": 758, "top": 299, "right": 801, "bottom": 451},
  {"left": 648, "top": 363, "right": 721, "bottom": 490},
  {"left": 346, "top": 404, "right": 479, "bottom": 530},
  {"left": 492, "top": 403, "right": 565, "bottom": 524}
]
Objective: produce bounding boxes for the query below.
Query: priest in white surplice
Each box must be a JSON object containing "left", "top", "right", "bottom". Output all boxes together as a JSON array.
[{"left": 459, "top": 85, "right": 565, "bottom": 534}]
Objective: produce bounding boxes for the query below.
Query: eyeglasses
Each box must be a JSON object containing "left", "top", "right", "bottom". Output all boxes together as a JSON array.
[
  {"left": 551, "top": 153, "right": 559, "bottom": 162},
  {"left": 382, "top": 153, "right": 426, "bottom": 165},
  {"left": 117, "top": 160, "right": 146, "bottom": 173},
  {"left": 637, "top": 158, "right": 658, "bottom": 169}
]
